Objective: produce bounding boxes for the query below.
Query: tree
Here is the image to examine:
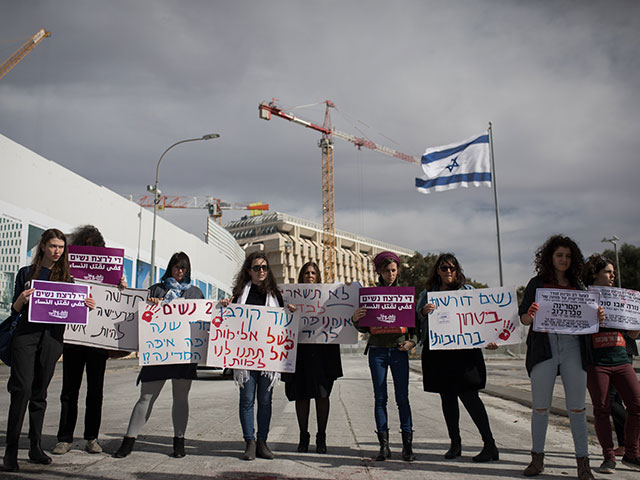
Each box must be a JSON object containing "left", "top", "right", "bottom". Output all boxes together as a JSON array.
[
  {"left": 399, "top": 252, "right": 488, "bottom": 290},
  {"left": 602, "top": 243, "right": 640, "bottom": 291}
]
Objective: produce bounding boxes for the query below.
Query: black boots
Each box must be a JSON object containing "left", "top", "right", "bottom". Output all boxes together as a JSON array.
[
  {"left": 172, "top": 436, "right": 186, "bottom": 458},
  {"left": 243, "top": 439, "right": 256, "bottom": 461},
  {"left": 28, "top": 442, "right": 52, "bottom": 465},
  {"left": 113, "top": 436, "right": 135, "bottom": 458},
  {"left": 316, "top": 432, "right": 327, "bottom": 454},
  {"left": 472, "top": 440, "right": 499, "bottom": 462},
  {"left": 3, "top": 445, "right": 18, "bottom": 472},
  {"left": 444, "top": 437, "right": 462, "bottom": 459},
  {"left": 376, "top": 431, "right": 391, "bottom": 461},
  {"left": 256, "top": 439, "right": 274, "bottom": 459},
  {"left": 401, "top": 431, "right": 416, "bottom": 462},
  {"left": 297, "top": 432, "right": 310, "bottom": 452}
]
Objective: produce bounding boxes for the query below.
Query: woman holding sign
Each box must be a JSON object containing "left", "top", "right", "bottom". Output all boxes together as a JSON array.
[
  {"left": 583, "top": 254, "right": 640, "bottom": 474},
  {"left": 3, "top": 229, "right": 95, "bottom": 473},
  {"left": 224, "top": 251, "right": 296, "bottom": 461},
  {"left": 114, "top": 252, "right": 203, "bottom": 459},
  {"left": 519, "top": 235, "right": 604, "bottom": 480},
  {"left": 353, "top": 251, "right": 417, "bottom": 462},
  {"left": 417, "top": 253, "right": 499, "bottom": 463},
  {"left": 284, "top": 262, "right": 342, "bottom": 454}
]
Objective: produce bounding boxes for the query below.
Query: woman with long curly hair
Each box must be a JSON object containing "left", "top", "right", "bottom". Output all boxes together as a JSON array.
[
  {"left": 519, "top": 235, "right": 604, "bottom": 480},
  {"left": 417, "top": 253, "right": 499, "bottom": 463},
  {"left": 3, "top": 229, "right": 95, "bottom": 472},
  {"left": 583, "top": 254, "right": 640, "bottom": 474},
  {"left": 222, "top": 251, "right": 296, "bottom": 461}
]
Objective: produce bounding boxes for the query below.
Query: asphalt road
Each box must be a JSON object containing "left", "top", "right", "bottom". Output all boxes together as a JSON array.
[{"left": 0, "top": 354, "right": 637, "bottom": 479}]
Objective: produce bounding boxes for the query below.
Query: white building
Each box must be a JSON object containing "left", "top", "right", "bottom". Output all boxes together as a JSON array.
[{"left": 0, "top": 133, "right": 244, "bottom": 314}]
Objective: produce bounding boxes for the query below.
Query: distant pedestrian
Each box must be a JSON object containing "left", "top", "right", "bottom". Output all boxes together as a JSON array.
[
  {"left": 519, "top": 235, "right": 604, "bottom": 480},
  {"left": 283, "top": 262, "right": 342, "bottom": 454},
  {"left": 583, "top": 254, "right": 640, "bottom": 474},
  {"left": 221, "top": 252, "right": 296, "bottom": 461},
  {"left": 113, "top": 252, "right": 203, "bottom": 459},
  {"left": 3, "top": 229, "right": 95, "bottom": 473},
  {"left": 417, "top": 253, "right": 499, "bottom": 463},
  {"left": 53, "top": 225, "right": 127, "bottom": 456},
  {"left": 353, "top": 251, "right": 417, "bottom": 462}
]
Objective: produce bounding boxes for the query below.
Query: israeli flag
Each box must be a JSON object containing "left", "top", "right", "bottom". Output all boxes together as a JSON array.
[{"left": 415, "top": 132, "right": 491, "bottom": 194}]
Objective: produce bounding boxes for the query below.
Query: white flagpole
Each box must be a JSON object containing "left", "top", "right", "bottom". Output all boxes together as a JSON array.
[{"left": 488, "top": 122, "right": 504, "bottom": 286}]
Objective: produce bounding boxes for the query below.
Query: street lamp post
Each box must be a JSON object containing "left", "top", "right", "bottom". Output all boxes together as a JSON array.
[
  {"left": 148, "top": 133, "right": 220, "bottom": 286},
  {"left": 601, "top": 235, "right": 622, "bottom": 288}
]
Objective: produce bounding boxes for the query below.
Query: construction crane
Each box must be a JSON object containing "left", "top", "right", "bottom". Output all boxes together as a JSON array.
[
  {"left": 136, "top": 195, "right": 269, "bottom": 224},
  {"left": 259, "top": 99, "right": 418, "bottom": 282},
  {"left": 0, "top": 28, "right": 51, "bottom": 81}
]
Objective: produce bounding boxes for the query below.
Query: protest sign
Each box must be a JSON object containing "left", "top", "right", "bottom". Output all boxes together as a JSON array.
[
  {"left": 68, "top": 245, "right": 124, "bottom": 286},
  {"left": 206, "top": 303, "right": 298, "bottom": 373},
  {"left": 64, "top": 281, "right": 146, "bottom": 351},
  {"left": 533, "top": 288, "right": 600, "bottom": 335},
  {"left": 428, "top": 286, "right": 521, "bottom": 350},
  {"left": 589, "top": 286, "right": 640, "bottom": 331},
  {"left": 358, "top": 287, "right": 415, "bottom": 328},
  {"left": 138, "top": 299, "right": 214, "bottom": 366},
  {"left": 29, "top": 279, "right": 90, "bottom": 325},
  {"left": 281, "top": 283, "right": 359, "bottom": 344}
]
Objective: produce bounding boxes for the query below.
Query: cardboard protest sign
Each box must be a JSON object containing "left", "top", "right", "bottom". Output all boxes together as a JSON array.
[
  {"left": 138, "top": 299, "right": 214, "bottom": 366},
  {"left": 68, "top": 245, "right": 124, "bottom": 286},
  {"left": 281, "top": 283, "right": 359, "bottom": 344},
  {"left": 206, "top": 303, "right": 298, "bottom": 373},
  {"left": 29, "top": 279, "right": 90, "bottom": 325},
  {"left": 533, "top": 288, "right": 600, "bottom": 335},
  {"left": 589, "top": 286, "right": 640, "bottom": 331},
  {"left": 428, "top": 286, "right": 520, "bottom": 350},
  {"left": 64, "top": 280, "right": 146, "bottom": 351},
  {"left": 358, "top": 287, "right": 415, "bottom": 328}
]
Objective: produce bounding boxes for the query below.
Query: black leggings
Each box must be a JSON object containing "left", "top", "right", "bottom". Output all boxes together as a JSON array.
[{"left": 440, "top": 391, "right": 494, "bottom": 444}]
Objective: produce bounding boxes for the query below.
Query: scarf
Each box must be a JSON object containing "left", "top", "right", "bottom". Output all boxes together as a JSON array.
[
  {"left": 163, "top": 276, "right": 192, "bottom": 304},
  {"left": 233, "top": 281, "right": 281, "bottom": 390}
]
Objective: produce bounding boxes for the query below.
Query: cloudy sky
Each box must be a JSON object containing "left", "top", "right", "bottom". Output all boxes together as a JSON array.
[{"left": 1, "top": 0, "right": 638, "bottom": 288}]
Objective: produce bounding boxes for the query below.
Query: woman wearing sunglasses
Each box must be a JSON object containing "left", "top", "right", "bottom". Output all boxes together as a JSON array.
[
  {"left": 417, "top": 253, "right": 499, "bottom": 463},
  {"left": 114, "top": 252, "right": 203, "bottom": 459},
  {"left": 222, "top": 252, "right": 296, "bottom": 461}
]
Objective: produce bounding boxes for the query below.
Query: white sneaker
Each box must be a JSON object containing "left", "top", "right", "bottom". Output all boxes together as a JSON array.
[
  {"left": 52, "top": 441, "right": 72, "bottom": 455},
  {"left": 86, "top": 439, "right": 103, "bottom": 454}
]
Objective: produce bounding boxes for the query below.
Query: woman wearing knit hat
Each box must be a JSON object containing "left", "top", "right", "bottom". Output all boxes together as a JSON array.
[{"left": 352, "top": 251, "right": 417, "bottom": 462}]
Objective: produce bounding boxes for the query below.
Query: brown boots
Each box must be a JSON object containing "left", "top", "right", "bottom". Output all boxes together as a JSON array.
[{"left": 523, "top": 452, "right": 544, "bottom": 476}]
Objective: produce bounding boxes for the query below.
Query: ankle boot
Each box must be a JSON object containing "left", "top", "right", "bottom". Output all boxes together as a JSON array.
[
  {"left": 401, "top": 431, "right": 416, "bottom": 462},
  {"left": 256, "top": 439, "right": 274, "bottom": 459},
  {"left": 523, "top": 452, "right": 544, "bottom": 476},
  {"left": 375, "top": 431, "right": 391, "bottom": 461},
  {"left": 242, "top": 439, "right": 256, "bottom": 461},
  {"left": 172, "top": 436, "right": 186, "bottom": 458},
  {"left": 3, "top": 445, "right": 19, "bottom": 472},
  {"left": 472, "top": 440, "right": 499, "bottom": 462},
  {"left": 297, "top": 432, "right": 310, "bottom": 452},
  {"left": 577, "top": 456, "right": 595, "bottom": 480},
  {"left": 113, "top": 436, "right": 135, "bottom": 458},
  {"left": 444, "top": 437, "right": 462, "bottom": 459},
  {"left": 316, "top": 432, "right": 327, "bottom": 454},
  {"left": 28, "top": 442, "right": 52, "bottom": 465}
]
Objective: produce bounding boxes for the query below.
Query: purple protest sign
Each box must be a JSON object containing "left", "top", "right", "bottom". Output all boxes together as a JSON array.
[
  {"left": 358, "top": 286, "right": 415, "bottom": 328},
  {"left": 68, "top": 245, "right": 124, "bottom": 285},
  {"left": 28, "top": 280, "right": 90, "bottom": 325}
]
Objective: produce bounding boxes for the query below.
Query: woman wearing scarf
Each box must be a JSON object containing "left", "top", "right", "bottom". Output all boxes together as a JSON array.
[
  {"left": 222, "top": 251, "right": 296, "bottom": 461},
  {"left": 113, "top": 252, "right": 203, "bottom": 459}
]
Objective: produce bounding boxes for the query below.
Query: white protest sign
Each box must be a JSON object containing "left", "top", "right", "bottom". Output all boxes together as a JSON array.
[
  {"left": 589, "top": 286, "right": 640, "bottom": 331},
  {"left": 64, "top": 280, "right": 146, "bottom": 351},
  {"left": 533, "top": 288, "right": 600, "bottom": 334},
  {"left": 206, "top": 303, "right": 298, "bottom": 373},
  {"left": 138, "top": 299, "right": 215, "bottom": 366},
  {"left": 281, "top": 283, "right": 359, "bottom": 344},
  {"left": 428, "top": 286, "right": 521, "bottom": 350}
]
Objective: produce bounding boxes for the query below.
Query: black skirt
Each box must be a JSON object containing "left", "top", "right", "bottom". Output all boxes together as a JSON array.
[
  {"left": 421, "top": 345, "right": 486, "bottom": 394},
  {"left": 137, "top": 363, "right": 198, "bottom": 385},
  {"left": 284, "top": 344, "right": 343, "bottom": 401}
]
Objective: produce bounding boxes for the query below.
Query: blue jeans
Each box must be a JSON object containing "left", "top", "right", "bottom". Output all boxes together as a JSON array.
[
  {"left": 530, "top": 333, "right": 588, "bottom": 457},
  {"left": 368, "top": 347, "right": 412, "bottom": 433},
  {"left": 238, "top": 371, "right": 273, "bottom": 441}
]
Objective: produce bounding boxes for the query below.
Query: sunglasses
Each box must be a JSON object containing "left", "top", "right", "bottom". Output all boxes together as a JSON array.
[
  {"left": 251, "top": 265, "right": 269, "bottom": 272},
  {"left": 439, "top": 265, "right": 456, "bottom": 272}
]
